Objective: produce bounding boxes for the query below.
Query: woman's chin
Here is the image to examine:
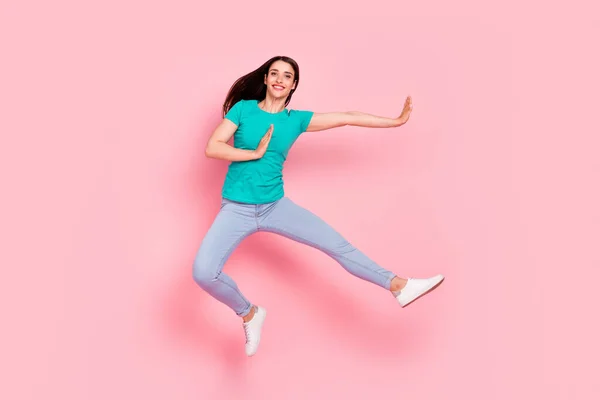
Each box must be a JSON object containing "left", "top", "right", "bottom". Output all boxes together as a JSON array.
[{"left": 268, "top": 90, "right": 288, "bottom": 99}]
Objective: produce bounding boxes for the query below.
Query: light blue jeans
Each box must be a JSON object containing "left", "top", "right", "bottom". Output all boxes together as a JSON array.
[{"left": 192, "top": 197, "right": 396, "bottom": 317}]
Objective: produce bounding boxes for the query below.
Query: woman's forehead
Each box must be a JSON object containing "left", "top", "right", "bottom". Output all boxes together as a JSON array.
[{"left": 270, "top": 61, "right": 294, "bottom": 73}]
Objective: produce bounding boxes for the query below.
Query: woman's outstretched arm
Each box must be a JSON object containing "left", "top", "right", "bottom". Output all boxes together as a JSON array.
[{"left": 306, "top": 96, "right": 413, "bottom": 132}]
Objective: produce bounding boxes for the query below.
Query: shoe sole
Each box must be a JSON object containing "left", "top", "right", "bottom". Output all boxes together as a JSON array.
[{"left": 401, "top": 275, "right": 445, "bottom": 308}]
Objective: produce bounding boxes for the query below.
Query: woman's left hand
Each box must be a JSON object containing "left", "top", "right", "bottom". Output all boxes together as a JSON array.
[{"left": 395, "top": 96, "right": 413, "bottom": 126}]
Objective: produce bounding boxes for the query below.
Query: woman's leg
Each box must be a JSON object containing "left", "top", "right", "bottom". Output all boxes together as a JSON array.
[
  {"left": 192, "top": 200, "right": 257, "bottom": 318},
  {"left": 258, "top": 197, "right": 397, "bottom": 290},
  {"left": 258, "top": 197, "right": 445, "bottom": 307}
]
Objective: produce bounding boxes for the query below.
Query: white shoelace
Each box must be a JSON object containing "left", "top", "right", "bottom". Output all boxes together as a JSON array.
[{"left": 243, "top": 323, "right": 253, "bottom": 344}]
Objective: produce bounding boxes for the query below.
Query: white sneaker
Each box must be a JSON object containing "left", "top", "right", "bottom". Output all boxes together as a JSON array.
[
  {"left": 395, "top": 274, "right": 445, "bottom": 307},
  {"left": 243, "top": 306, "right": 267, "bottom": 356}
]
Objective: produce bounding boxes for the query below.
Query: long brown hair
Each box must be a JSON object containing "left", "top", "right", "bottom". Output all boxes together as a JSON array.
[{"left": 222, "top": 56, "right": 300, "bottom": 118}]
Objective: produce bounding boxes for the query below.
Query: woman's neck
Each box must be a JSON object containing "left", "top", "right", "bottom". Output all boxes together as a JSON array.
[{"left": 258, "top": 96, "right": 287, "bottom": 113}]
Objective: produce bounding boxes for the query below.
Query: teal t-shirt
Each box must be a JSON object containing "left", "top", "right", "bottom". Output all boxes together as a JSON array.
[{"left": 222, "top": 99, "right": 314, "bottom": 204}]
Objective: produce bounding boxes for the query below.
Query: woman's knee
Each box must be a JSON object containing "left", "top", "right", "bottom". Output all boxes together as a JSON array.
[
  {"left": 192, "top": 253, "right": 218, "bottom": 287},
  {"left": 322, "top": 238, "right": 355, "bottom": 256}
]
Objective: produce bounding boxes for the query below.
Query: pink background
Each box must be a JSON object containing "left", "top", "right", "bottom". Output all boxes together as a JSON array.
[{"left": 1, "top": 0, "right": 599, "bottom": 399}]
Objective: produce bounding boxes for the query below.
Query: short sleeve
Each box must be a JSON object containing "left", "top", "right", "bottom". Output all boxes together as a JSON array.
[
  {"left": 291, "top": 109, "right": 314, "bottom": 133},
  {"left": 224, "top": 100, "right": 244, "bottom": 126}
]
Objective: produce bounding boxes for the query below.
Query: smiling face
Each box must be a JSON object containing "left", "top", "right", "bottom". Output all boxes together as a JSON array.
[{"left": 264, "top": 60, "right": 297, "bottom": 101}]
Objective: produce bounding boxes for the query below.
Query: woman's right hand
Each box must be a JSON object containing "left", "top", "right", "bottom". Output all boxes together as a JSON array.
[{"left": 252, "top": 124, "right": 273, "bottom": 159}]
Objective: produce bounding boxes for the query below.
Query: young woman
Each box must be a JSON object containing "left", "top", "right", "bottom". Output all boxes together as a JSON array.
[{"left": 193, "top": 56, "right": 444, "bottom": 357}]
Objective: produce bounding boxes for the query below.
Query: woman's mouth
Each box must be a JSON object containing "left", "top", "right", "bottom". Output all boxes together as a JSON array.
[{"left": 272, "top": 85, "right": 285, "bottom": 91}]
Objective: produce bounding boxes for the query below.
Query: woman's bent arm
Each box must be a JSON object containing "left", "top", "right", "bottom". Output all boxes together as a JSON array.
[{"left": 205, "top": 119, "right": 260, "bottom": 162}]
